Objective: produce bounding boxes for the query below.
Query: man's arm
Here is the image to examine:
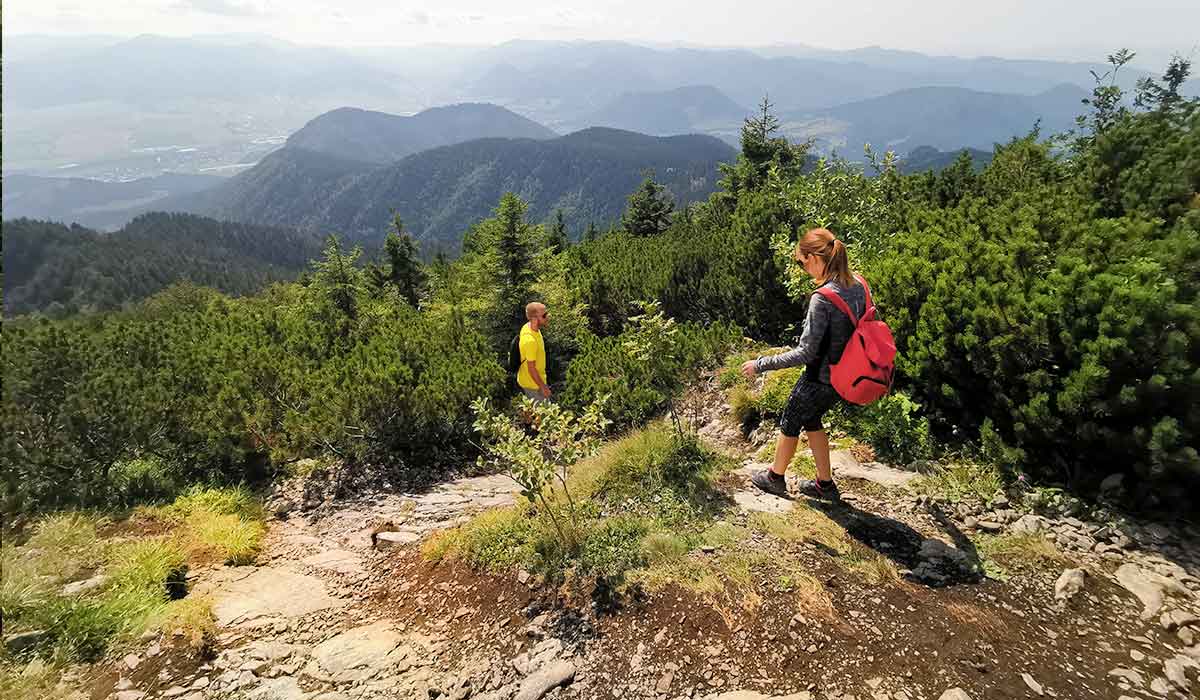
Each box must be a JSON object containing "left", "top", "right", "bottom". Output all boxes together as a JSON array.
[{"left": 526, "top": 361, "right": 551, "bottom": 396}]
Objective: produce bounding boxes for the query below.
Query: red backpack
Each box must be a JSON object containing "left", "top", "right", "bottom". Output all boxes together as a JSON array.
[{"left": 814, "top": 274, "right": 897, "bottom": 405}]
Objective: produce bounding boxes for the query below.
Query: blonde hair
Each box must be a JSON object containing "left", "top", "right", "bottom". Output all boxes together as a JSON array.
[
  {"left": 525, "top": 302, "right": 547, "bottom": 320},
  {"left": 797, "top": 228, "right": 854, "bottom": 287}
]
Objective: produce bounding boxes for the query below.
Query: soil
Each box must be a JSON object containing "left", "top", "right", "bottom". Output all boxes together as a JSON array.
[{"left": 67, "top": 375, "right": 1200, "bottom": 699}]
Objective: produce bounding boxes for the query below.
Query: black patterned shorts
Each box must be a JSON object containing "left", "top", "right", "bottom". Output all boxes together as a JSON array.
[{"left": 779, "top": 379, "right": 841, "bottom": 437}]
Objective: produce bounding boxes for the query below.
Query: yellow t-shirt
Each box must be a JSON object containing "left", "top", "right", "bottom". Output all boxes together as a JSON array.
[{"left": 517, "top": 322, "right": 546, "bottom": 390}]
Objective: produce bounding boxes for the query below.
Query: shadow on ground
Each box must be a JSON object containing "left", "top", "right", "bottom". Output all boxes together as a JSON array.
[{"left": 808, "top": 495, "right": 985, "bottom": 587}]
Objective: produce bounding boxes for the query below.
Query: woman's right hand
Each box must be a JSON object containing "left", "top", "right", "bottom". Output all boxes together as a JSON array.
[{"left": 740, "top": 360, "right": 758, "bottom": 378}]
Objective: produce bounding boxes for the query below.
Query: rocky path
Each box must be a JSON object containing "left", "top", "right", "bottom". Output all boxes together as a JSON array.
[{"left": 104, "top": 446, "right": 1200, "bottom": 700}]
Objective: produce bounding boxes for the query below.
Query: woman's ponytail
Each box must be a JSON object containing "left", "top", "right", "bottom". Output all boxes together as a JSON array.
[
  {"left": 827, "top": 239, "right": 854, "bottom": 287},
  {"left": 797, "top": 228, "right": 855, "bottom": 287}
]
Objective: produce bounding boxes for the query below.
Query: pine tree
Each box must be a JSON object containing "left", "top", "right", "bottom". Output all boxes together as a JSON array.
[
  {"left": 489, "top": 193, "right": 538, "bottom": 333},
  {"left": 381, "top": 214, "right": 425, "bottom": 307},
  {"left": 549, "top": 209, "right": 569, "bottom": 253},
  {"left": 310, "top": 235, "right": 365, "bottom": 321},
  {"left": 583, "top": 221, "right": 599, "bottom": 242},
  {"left": 720, "top": 94, "right": 809, "bottom": 196},
  {"left": 621, "top": 174, "right": 675, "bottom": 237}
]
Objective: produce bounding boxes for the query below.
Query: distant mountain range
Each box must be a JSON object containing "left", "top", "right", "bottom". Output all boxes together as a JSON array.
[
  {"left": 2, "top": 173, "right": 224, "bottom": 231},
  {"left": 784, "top": 83, "right": 1090, "bottom": 155},
  {"left": 286, "top": 104, "right": 557, "bottom": 164},
  {"left": 580, "top": 86, "right": 748, "bottom": 136},
  {"left": 450, "top": 39, "right": 1188, "bottom": 121},
  {"left": 4, "top": 213, "right": 323, "bottom": 316},
  {"left": 182, "top": 128, "right": 737, "bottom": 250},
  {"left": 8, "top": 35, "right": 1193, "bottom": 178}
]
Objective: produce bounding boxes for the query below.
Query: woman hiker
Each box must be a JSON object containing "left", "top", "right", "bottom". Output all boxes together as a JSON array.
[{"left": 741, "top": 227, "right": 866, "bottom": 502}]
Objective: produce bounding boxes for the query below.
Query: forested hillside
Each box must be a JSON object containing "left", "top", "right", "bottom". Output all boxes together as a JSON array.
[
  {"left": 3, "top": 213, "right": 324, "bottom": 316},
  {"left": 899, "top": 145, "right": 993, "bottom": 173},
  {"left": 189, "top": 128, "right": 737, "bottom": 250},
  {"left": 4, "top": 55, "right": 1196, "bottom": 517},
  {"left": 285, "top": 103, "right": 557, "bottom": 164}
]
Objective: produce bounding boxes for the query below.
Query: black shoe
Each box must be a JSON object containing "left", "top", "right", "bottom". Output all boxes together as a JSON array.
[
  {"left": 751, "top": 469, "right": 789, "bottom": 498},
  {"left": 796, "top": 479, "right": 841, "bottom": 502}
]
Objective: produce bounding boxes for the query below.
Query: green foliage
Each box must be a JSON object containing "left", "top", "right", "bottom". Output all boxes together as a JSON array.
[
  {"left": 432, "top": 424, "right": 731, "bottom": 582},
  {"left": 473, "top": 396, "right": 611, "bottom": 548},
  {"left": 621, "top": 174, "right": 675, "bottom": 237},
  {"left": 370, "top": 215, "right": 426, "bottom": 307},
  {"left": 829, "top": 393, "right": 935, "bottom": 465},
  {"left": 4, "top": 262, "right": 505, "bottom": 513},
  {"left": 579, "top": 516, "right": 648, "bottom": 577},
  {"left": 910, "top": 462, "right": 1005, "bottom": 504},
  {"left": 3, "top": 530, "right": 187, "bottom": 665},
  {"left": 563, "top": 309, "right": 740, "bottom": 428}
]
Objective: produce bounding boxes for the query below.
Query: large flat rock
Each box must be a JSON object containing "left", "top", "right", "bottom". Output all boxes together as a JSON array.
[
  {"left": 733, "top": 490, "right": 793, "bottom": 513},
  {"left": 210, "top": 567, "right": 346, "bottom": 626},
  {"left": 831, "top": 451, "right": 918, "bottom": 488},
  {"left": 302, "top": 549, "right": 364, "bottom": 574},
  {"left": 311, "top": 621, "right": 408, "bottom": 682}
]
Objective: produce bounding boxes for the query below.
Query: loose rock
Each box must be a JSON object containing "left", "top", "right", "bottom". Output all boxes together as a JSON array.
[
  {"left": 514, "top": 660, "right": 575, "bottom": 700},
  {"left": 1054, "top": 568, "right": 1087, "bottom": 602}
]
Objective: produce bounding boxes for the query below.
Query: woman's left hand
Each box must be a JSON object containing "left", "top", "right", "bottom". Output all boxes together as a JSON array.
[{"left": 740, "top": 360, "right": 758, "bottom": 378}]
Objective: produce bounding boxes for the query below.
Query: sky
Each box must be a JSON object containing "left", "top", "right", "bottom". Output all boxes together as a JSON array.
[{"left": 5, "top": 0, "right": 1198, "bottom": 66}]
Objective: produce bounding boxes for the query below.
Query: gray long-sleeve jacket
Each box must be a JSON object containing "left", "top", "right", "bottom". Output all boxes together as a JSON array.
[{"left": 754, "top": 279, "right": 866, "bottom": 384}]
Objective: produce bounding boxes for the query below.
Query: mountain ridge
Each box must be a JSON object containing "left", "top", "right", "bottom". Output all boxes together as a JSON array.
[
  {"left": 286, "top": 103, "right": 557, "bottom": 164},
  {"left": 186, "top": 128, "right": 737, "bottom": 250}
]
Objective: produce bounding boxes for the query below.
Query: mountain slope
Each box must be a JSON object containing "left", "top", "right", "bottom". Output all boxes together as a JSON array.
[
  {"left": 3, "top": 213, "right": 324, "bottom": 316},
  {"left": 788, "top": 83, "right": 1089, "bottom": 154},
  {"left": 191, "top": 128, "right": 737, "bottom": 249},
  {"left": 285, "top": 103, "right": 557, "bottom": 164},
  {"left": 2, "top": 173, "right": 224, "bottom": 231},
  {"left": 582, "top": 86, "right": 747, "bottom": 135},
  {"left": 898, "top": 146, "right": 994, "bottom": 173}
]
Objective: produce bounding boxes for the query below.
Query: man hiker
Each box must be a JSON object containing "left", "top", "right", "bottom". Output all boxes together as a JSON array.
[{"left": 517, "top": 302, "right": 551, "bottom": 402}]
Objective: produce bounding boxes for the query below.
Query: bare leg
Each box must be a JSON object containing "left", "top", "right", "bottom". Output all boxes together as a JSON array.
[
  {"left": 807, "top": 429, "right": 832, "bottom": 481},
  {"left": 772, "top": 435, "right": 800, "bottom": 476}
]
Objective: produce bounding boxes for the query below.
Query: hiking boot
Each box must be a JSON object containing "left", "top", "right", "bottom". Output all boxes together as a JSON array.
[
  {"left": 751, "top": 469, "right": 789, "bottom": 498},
  {"left": 796, "top": 479, "right": 841, "bottom": 502}
]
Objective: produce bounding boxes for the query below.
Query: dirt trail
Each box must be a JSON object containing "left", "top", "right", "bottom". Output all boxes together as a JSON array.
[{"left": 96, "top": 429, "right": 1200, "bottom": 700}]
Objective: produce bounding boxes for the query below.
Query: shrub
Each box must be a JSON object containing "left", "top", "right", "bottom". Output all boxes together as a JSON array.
[
  {"left": 829, "top": 392, "right": 935, "bottom": 465},
  {"left": 563, "top": 308, "right": 739, "bottom": 428},
  {"left": 579, "top": 516, "right": 648, "bottom": 577}
]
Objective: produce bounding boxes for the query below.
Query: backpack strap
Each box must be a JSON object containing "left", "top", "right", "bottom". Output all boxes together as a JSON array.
[
  {"left": 814, "top": 285, "right": 860, "bottom": 327},
  {"left": 854, "top": 273, "right": 873, "bottom": 310}
]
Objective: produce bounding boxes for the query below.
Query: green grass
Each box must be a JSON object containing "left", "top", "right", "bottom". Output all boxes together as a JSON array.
[
  {"left": 149, "top": 597, "right": 217, "bottom": 654},
  {"left": 910, "top": 461, "right": 1004, "bottom": 503},
  {"left": 184, "top": 513, "right": 266, "bottom": 565},
  {"left": 427, "top": 424, "right": 735, "bottom": 583},
  {"left": 1, "top": 485, "right": 265, "bottom": 687},
  {"left": 974, "top": 532, "right": 1069, "bottom": 581},
  {"left": 26, "top": 512, "right": 103, "bottom": 555},
  {"left": 160, "top": 485, "right": 265, "bottom": 522},
  {"left": 752, "top": 505, "right": 899, "bottom": 585},
  {"left": 139, "top": 486, "right": 266, "bottom": 565},
  {"left": 0, "top": 658, "right": 74, "bottom": 700}
]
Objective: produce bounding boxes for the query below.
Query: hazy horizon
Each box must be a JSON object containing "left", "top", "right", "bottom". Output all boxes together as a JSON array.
[{"left": 5, "top": 0, "right": 1198, "bottom": 68}]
